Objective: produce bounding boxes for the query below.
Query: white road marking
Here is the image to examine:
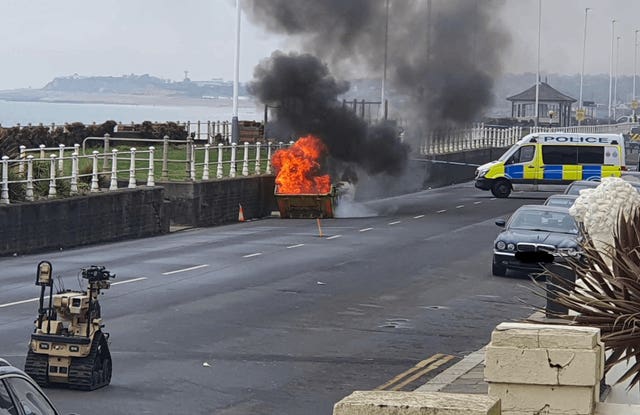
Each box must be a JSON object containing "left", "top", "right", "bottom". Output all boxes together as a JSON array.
[
  {"left": 456, "top": 205, "right": 464, "bottom": 209},
  {"left": 0, "top": 277, "right": 149, "bottom": 309},
  {"left": 413, "top": 215, "right": 425, "bottom": 219},
  {"left": 162, "top": 264, "right": 209, "bottom": 275},
  {"left": 437, "top": 209, "right": 446, "bottom": 213},
  {"left": 0, "top": 297, "right": 39, "bottom": 309},
  {"left": 243, "top": 253, "right": 263, "bottom": 258},
  {"left": 287, "top": 244, "right": 305, "bottom": 249},
  {"left": 474, "top": 201, "right": 482, "bottom": 205},
  {"left": 326, "top": 235, "right": 342, "bottom": 240},
  {"left": 359, "top": 228, "right": 373, "bottom": 232},
  {"left": 490, "top": 198, "right": 497, "bottom": 200},
  {"left": 388, "top": 221, "right": 401, "bottom": 225},
  {"left": 111, "top": 277, "right": 148, "bottom": 286}
]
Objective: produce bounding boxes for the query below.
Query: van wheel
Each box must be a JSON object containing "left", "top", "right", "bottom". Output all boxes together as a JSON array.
[{"left": 491, "top": 179, "right": 511, "bottom": 198}]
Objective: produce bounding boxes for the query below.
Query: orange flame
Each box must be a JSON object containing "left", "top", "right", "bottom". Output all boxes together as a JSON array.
[{"left": 272, "top": 135, "right": 331, "bottom": 194}]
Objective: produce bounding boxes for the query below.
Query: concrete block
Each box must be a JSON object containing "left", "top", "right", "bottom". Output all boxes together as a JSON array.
[
  {"left": 485, "top": 346, "right": 601, "bottom": 386},
  {"left": 492, "top": 322, "right": 600, "bottom": 349},
  {"left": 333, "top": 391, "right": 500, "bottom": 415},
  {"left": 489, "top": 383, "right": 595, "bottom": 415}
]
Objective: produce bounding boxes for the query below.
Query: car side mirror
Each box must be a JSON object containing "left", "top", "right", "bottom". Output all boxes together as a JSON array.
[{"left": 495, "top": 219, "right": 506, "bottom": 227}]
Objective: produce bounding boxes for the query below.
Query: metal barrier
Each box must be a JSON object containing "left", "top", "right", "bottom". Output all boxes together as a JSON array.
[
  {"left": 420, "top": 125, "right": 524, "bottom": 155},
  {"left": 2, "top": 139, "right": 292, "bottom": 204}
]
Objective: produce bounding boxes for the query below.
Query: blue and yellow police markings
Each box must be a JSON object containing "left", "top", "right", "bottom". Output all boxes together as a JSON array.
[{"left": 541, "top": 165, "right": 619, "bottom": 181}]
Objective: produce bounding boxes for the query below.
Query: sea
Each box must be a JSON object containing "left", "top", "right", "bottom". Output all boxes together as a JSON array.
[{"left": 0, "top": 99, "right": 262, "bottom": 127}]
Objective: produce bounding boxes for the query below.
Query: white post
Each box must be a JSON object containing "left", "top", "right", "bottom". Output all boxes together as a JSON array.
[
  {"left": 190, "top": 144, "right": 196, "bottom": 181},
  {"left": 74, "top": 144, "right": 80, "bottom": 159},
  {"left": 58, "top": 144, "right": 65, "bottom": 172},
  {"left": 202, "top": 144, "right": 210, "bottom": 180},
  {"left": 18, "top": 145, "right": 26, "bottom": 174},
  {"left": 614, "top": 35, "right": 621, "bottom": 121},
  {"left": 26, "top": 155, "right": 34, "bottom": 201},
  {"left": 128, "top": 148, "right": 137, "bottom": 189},
  {"left": 242, "top": 142, "right": 249, "bottom": 176},
  {"left": 634, "top": 29, "right": 639, "bottom": 118},
  {"left": 48, "top": 154, "right": 57, "bottom": 198},
  {"left": 266, "top": 141, "right": 272, "bottom": 174},
  {"left": 39, "top": 144, "right": 45, "bottom": 160},
  {"left": 254, "top": 142, "right": 262, "bottom": 174},
  {"left": 1, "top": 156, "right": 9, "bottom": 204},
  {"left": 230, "top": 143, "right": 237, "bottom": 177},
  {"left": 70, "top": 152, "right": 78, "bottom": 195},
  {"left": 147, "top": 146, "right": 155, "bottom": 187},
  {"left": 110, "top": 149, "right": 118, "bottom": 191},
  {"left": 91, "top": 151, "right": 100, "bottom": 192},
  {"left": 216, "top": 143, "right": 224, "bottom": 179}
]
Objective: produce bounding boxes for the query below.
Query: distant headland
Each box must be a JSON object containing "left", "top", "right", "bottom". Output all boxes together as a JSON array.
[{"left": 0, "top": 73, "right": 252, "bottom": 107}]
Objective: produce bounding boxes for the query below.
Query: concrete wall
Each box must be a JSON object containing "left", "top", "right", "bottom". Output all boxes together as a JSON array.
[
  {"left": 0, "top": 188, "right": 169, "bottom": 256},
  {"left": 160, "top": 176, "right": 277, "bottom": 227}
]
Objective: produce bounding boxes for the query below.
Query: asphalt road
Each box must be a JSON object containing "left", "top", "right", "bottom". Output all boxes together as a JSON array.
[{"left": 0, "top": 182, "right": 550, "bottom": 415}]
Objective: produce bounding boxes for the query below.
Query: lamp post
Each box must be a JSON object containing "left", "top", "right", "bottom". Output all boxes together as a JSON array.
[
  {"left": 608, "top": 19, "right": 616, "bottom": 123},
  {"left": 614, "top": 35, "right": 621, "bottom": 121},
  {"left": 578, "top": 8, "right": 591, "bottom": 125},
  {"left": 379, "top": 0, "right": 390, "bottom": 120},
  {"left": 634, "top": 29, "right": 639, "bottom": 120},
  {"left": 534, "top": 0, "right": 542, "bottom": 126},
  {"left": 231, "top": 0, "right": 241, "bottom": 144}
]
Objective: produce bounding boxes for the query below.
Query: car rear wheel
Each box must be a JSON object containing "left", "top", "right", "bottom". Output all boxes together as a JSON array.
[
  {"left": 491, "top": 179, "right": 511, "bottom": 198},
  {"left": 492, "top": 258, "right": 507, "bottom": 277}
]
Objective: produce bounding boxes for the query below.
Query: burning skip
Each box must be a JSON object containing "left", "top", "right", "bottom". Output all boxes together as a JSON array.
[{"left": 273, "top": 135, "right": 337, "bottom": 219}]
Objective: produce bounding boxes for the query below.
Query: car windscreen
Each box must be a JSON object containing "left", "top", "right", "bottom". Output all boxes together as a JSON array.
[
  {"left": 508, "top": 209, "right": 578, "bottom": 234},
  {"left": 544, "top": 197, "right": 576, "bottom": 208},
  {"left": 565, "top": 183, "right": 597, "bottom": 195}
]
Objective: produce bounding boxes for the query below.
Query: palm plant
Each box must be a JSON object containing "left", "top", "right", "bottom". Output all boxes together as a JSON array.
[{"left": 535, "top": 205, "right": 640, "bottom": 389}]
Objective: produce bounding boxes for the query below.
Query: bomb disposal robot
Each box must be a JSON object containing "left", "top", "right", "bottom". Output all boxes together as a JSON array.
[{"left": 24, "top": 261, "right": 115, "bottom": 390}]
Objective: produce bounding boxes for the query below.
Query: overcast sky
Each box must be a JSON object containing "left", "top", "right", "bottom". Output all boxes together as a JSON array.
[{"left": 1, "top": 0, "right": 639, "bottom": 90}]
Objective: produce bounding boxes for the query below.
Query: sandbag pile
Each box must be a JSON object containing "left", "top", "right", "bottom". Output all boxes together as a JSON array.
[{"left": 569, "top": 177, "right": 640, "bottom": 253}]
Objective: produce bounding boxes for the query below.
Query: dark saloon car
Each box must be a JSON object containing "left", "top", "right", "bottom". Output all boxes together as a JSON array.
[
  {"left": 0, "top": 358, "right": 63, "bottom": 415},
  {"left": 492, "top": 205, "right": 581, "bottom": 277}
]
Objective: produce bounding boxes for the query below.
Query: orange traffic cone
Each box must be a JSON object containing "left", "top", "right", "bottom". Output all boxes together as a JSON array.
[{"left": 238, "top": 204, "right": 245, "bottom": 222}]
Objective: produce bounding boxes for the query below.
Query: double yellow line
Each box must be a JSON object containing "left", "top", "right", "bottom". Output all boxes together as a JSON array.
[{"left": 375, "top": 353, "right": 455, "bottom": 392}]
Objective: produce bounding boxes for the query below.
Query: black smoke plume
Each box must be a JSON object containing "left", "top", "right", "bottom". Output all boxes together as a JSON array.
[
  {"left": 243, "top": 0, "right": 508, "bottom": 132},
  {"left": 249, "top": 51, "right": 409, "bottom": 176}
]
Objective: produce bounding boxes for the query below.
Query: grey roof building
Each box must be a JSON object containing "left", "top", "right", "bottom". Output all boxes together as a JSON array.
[{"left": 507, "top": 82, "right": 577, "bottom": 126}]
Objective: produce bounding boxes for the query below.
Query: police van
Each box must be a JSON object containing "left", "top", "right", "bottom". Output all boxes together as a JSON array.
[{"left": 474, "top": 133, "right": 625, "bottom": 198}]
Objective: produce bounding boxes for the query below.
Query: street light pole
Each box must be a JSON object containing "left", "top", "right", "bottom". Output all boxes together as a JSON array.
[
  {"left": 534, "top": 0, "right": 541, "bottom": 127},
  {"left": 608, "top": 19, "right": 616, "bottom": 123},
  {"left": 578, "top": 8, "right": 591, "bottom": 125},
  {"left": 634, "top": 29, "right": 639, "bottom": 120},
  {"left": 614, "top": 35, "right": 621, "bottom": 121},
  {"left": 231, "top": 0, "right": 241, "bottom": 144},
  {"left": 379, "top": 0, "right": 390, "bottom": 120}
]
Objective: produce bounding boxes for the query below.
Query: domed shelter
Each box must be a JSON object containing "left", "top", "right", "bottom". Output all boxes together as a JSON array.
[{"left": 507, "top": 82, "right": 576, "bottom": 127}]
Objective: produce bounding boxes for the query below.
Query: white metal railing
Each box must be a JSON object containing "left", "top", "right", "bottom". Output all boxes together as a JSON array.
[
  {"left": 420, "top": 124, "right": 524, "bottom": 155},
  {"left": 530, "top": 122, "right": 638, "bottom": 135},
  {"left": 419, "top": 122, "right": 640, "bottom": 155},
  {"left": 2, "top": 140, "right": 292, "bottom": 204}
]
